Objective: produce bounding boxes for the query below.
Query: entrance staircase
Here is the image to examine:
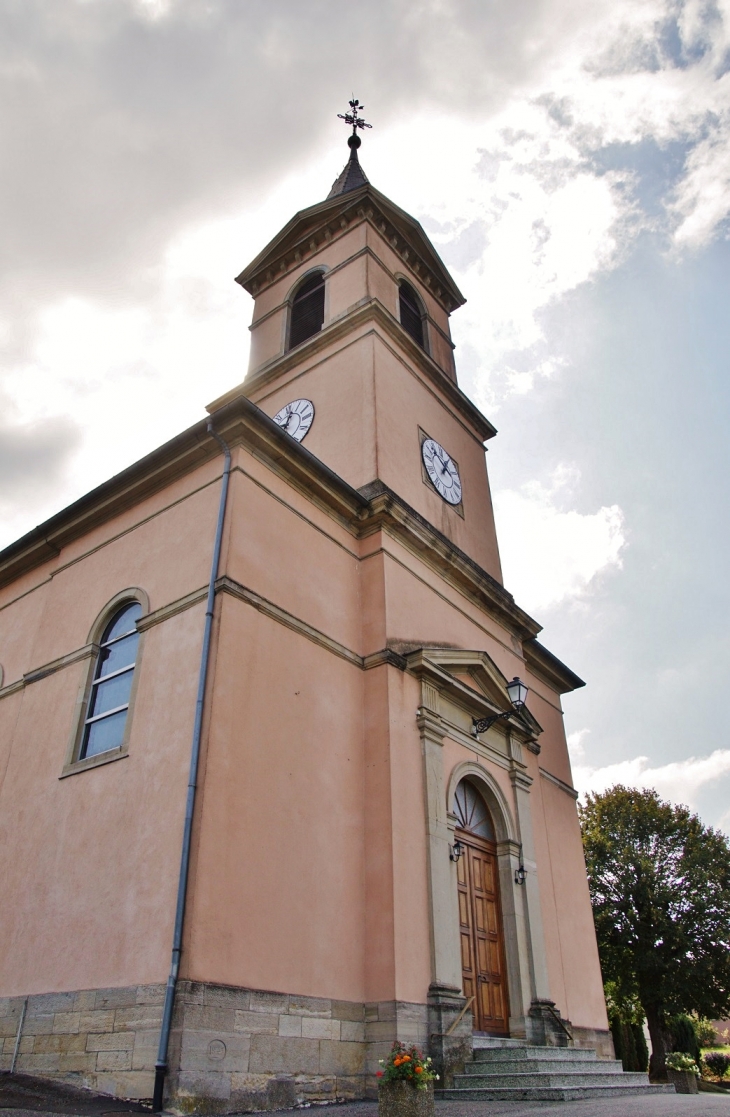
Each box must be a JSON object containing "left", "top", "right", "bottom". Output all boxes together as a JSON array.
[{"left": 437, "top": 1037, "right": 674, "bottom": 1102}]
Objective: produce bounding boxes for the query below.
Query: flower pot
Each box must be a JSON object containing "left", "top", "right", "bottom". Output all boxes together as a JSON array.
[
  {"left": 378, "top": 1080, "right": 435, "bottom": 1117},
  {"left": 667, "top": 1069, "right": 699, "bottom": 1094}
]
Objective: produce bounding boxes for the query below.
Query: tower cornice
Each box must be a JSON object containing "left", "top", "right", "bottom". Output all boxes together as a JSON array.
[
  {"left": 235, "top": 184, "right": 466, "bottom": 315},
  {"left": 0, "top": 395, "right": 533, "bottom": 647},
  {"left": 209, "top": 296, "right": 496, "bottom": 444}
]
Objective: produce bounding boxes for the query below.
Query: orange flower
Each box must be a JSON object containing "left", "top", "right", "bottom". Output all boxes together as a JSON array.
[
  {"left": 394, "top": 1058, "right": 402, "bottom": 1066},
  {"left": 402, "top": 1055, "right": 411, "bottom": 1062},
  {"left": 415, "top": 1067, "right": 423, "bottom": 1074}
]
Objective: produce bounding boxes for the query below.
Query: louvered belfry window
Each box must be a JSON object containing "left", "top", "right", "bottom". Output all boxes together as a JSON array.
[
  {"left": 289, "top": 272, "right": 325, "bottom": 350},
  {"left": 399, "top": 280, "right": 425, "bottom": 350}
]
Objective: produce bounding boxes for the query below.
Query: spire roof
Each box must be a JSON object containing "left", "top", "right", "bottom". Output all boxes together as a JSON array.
[
  {"left": 235, "top": 101, "right": 466, "bottom": 313},
  {"left": 327, "top": 134, "right": 370, "bottom": 199}
]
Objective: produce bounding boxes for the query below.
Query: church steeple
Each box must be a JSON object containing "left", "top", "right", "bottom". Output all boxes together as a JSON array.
[
  {"left": 326, "top": 135, "right": 369, "bottom": 198},
  {"left": 217, "top": 104, "right": 505, "bottom": 580},
  {"left": 327, "top": 97, "right": 372, "bottom": 198}
]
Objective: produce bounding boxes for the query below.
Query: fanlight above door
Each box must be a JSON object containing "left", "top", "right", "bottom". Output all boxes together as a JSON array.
[{"left": 453, "top": 779, "right": 495, "bottom": 840}]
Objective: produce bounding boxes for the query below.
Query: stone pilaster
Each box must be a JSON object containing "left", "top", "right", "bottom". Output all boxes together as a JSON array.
[
  {"left": 417, "top": 688, "right": 473, "bottom": 1083},
  {"left": 510, "top": 767, "right": 552, "bottom": 1008},
  {"left": 426, "top": 983, "right": 471, "bottom": 1089},
  {"left": 416, "top": 696, "right": 462, "bottom": 993}
]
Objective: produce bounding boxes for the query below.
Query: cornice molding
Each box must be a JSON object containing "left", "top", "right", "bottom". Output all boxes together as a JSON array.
[
  {"left": 359, "top": 481, "right": 539, "bottom": 642},
  {"left": 217, "top": 575, "right": 362, "bottom": 669},
  {"left": 235, "top": 185, "right": 465, "bottom": 314},
  {"left": 0, "top": 391, "right": 572, "bottom": 687},
  {"left": 0, "top": 395, "right": 368, "bottom": 592},
  {"left": 24, "top": 643, "right": 95, "bottom": 685},
  {"left": 209, "top": 297, "right": 495, "bottom": 443},
  {"left": 539, "top": 767, "right": 579, "bottom": 800},
  {"left": 524, "top": 637, "right": 585, "bottom": 695},
  {"left": 248, "top": 245, "right": 456, "bottom": 354},
  {"left": 406, "top": 647, "right": 543, "bottom": 745},
  {"left": 0, "top": 396, "right": 537, "bottom": 654},
  {"left": 137, "top": 586, "right": 208, "bottom": 632},
  {"left": 363, "top": 648, "right": 409, "bottom": 671}
]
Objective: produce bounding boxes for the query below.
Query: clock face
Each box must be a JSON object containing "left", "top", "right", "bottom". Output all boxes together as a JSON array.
[
  {"left": 272, "top": 398, "right": 315, "bottom": 442},
  {"left": 422, "top": 438, "right": 462, "bottom": 505}
]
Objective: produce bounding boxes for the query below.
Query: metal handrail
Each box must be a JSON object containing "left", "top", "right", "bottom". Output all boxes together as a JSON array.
[
  {"left": 444, "top": 996, "right": 475, "bottom": 1037},
  {"left": 546, "top": 1003, "right": 573, "bottom": 1041}
]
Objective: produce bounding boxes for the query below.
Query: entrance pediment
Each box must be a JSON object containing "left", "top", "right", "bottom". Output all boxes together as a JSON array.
[{"left": 406, "top": 647, "right": 543, "bottom": 746}]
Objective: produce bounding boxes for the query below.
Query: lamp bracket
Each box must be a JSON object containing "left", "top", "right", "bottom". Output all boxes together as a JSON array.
[{"left": 472, "top": 709, "right": 511, "bottom": 735}]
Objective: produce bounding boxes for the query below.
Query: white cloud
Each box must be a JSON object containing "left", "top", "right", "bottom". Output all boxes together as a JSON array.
[
  {"left": 571, "top": 748, "right": 730, "bottom": 825},
  {"left": 3, "top": 0, "right": 730, "bottom": 546},
  {"left": 568, "top": 728, "right": 590, "bottom": 762},
  {"left": 493, "top": 466, "right": 626, "bottom": 612}
]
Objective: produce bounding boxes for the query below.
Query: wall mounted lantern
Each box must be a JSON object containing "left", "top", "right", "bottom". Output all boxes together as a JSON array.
[
  {"left": 449, "top": 839, "right": 465, "bottom": 863},
  {"left": 514, "top": 864, "right": 527, "bottom": 885},
  {"left": 472, "top": 677, "right": 529, "bottom": 735}
]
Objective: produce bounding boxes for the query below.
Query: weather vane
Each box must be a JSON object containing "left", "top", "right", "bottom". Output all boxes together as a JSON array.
[{"left": 338, "top": 98, "right": 372, "bottom": 138}]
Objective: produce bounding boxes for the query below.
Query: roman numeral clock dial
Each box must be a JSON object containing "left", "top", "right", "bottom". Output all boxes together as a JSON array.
[
  {"left": 272, "top": 399, "right": 315, "bottom": 442},
  {"left": 422, "top": 437, "right": 462, "bottom": 505}
]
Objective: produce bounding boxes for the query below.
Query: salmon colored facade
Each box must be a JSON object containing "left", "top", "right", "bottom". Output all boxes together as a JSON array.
[{"left": 0, "top": 142, "right": 611, "bottom": 1111}]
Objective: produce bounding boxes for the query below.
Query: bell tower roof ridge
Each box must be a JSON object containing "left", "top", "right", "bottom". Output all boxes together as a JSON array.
[{"left": 235, "top": 183, "right": 466, "bottom": 313}]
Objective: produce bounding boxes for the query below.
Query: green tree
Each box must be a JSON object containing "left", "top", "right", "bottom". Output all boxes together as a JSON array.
[
  {"left": 579, "top": 786, "right": 730, "bottom": 1079},
  {"left": 604, "top": 982, "right": 649, "bottom": 1072}
]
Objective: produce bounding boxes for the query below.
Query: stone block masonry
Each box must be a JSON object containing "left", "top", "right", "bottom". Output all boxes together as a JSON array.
[
  {"left": 0, "top": 982, "right": 430, "bottom": 1113},
  {"left": 0, "top": 985, "right": 165, "bottom": 1099}
]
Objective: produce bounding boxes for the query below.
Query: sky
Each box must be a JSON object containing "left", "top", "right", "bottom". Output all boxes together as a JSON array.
[{"left": 1, "top": 0, "right": 730, "bottom": 833}]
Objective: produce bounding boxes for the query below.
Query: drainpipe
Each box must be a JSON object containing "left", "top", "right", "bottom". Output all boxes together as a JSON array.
[
  {"left": 153, "top": 422, "right": 231, "bottom": 1112},
  {"left": 11, "top": 997, "right": 28, "bottom": 1073}
]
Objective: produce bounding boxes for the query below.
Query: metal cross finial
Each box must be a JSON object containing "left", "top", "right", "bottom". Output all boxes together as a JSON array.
[{"left": 338, "top": 98, "right": 372, "bottom": 136}]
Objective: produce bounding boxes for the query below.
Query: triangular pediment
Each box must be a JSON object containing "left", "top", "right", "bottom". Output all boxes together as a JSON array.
[
  {"left": 235, "top": 182, "right": 465, "bottom": 314},
  {"left": 406, "top": 647, "right": 543, "bottom": 741}
]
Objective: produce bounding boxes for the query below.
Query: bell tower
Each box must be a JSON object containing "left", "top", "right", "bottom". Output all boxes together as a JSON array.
[{"left": 208, "top": 106, "right": 503, "bottom": 581}]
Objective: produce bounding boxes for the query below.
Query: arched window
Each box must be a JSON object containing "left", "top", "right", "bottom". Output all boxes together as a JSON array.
[
  {"left": 454, "top": 779, "right": 495, "bottom": 840},
  {"left": 398, "top": 280, "right": 426, "bottom": 350},
  {"left": 288, "top": 272, "right": 325, "bottom": 350},
  {"left": 80, "top": 601, "right": 142, "bottom": 759}
]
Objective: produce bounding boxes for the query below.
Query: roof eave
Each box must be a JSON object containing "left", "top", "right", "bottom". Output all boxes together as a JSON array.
[{"left": 235, "top": 182, "right": 466, "bottom": 312}]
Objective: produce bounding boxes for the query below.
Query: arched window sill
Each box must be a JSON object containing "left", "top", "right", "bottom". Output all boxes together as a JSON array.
[{"left": 59, "top": 747, "right": 129, "bottom": 779}]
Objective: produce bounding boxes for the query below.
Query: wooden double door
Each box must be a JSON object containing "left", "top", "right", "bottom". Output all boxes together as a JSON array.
[{"left": 456, "top": 830, "right": 510, "bottom": 1034}]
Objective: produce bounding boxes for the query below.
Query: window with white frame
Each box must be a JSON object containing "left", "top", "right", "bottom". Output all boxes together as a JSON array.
[{"left": 80, "top": 601, "right": 142, "bottom": 758}]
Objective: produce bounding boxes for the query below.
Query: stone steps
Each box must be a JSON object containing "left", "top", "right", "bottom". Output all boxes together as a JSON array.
[
  {"left": 436, "top": 1041, "right": 675, "bottom": 1103},
  {"left": 456, "top": 1071, "right": 648, "bottom": 1089},
  {"left": 439, "top": 1083, "right": 674, "bottom": 1101},
  {"left": 471, "top": 1046, "right": 601, "bottom": 1064}
]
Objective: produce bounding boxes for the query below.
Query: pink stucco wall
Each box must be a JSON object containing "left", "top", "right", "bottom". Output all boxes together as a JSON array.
[{"left": 0, "top": 205, "right": 607, "bottom": 1045}]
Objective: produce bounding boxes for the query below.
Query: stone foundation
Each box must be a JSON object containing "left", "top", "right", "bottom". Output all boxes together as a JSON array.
[
  {"left": 0, "top": 985, "right": 165, "bottom": 1100},
  {"left": 0, "top": 982, "right": 430, "bottom": 1113},
  {"left": 572, "top": 1025, "right": 615, "bottom": 1060},
  {"left": 1, "top": 981, "right": 610, "bottom": 1109}
]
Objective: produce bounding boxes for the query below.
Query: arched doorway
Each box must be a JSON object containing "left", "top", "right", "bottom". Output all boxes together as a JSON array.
[{"left": 454, "top": 779, "right": 510, "bottom": 1035}]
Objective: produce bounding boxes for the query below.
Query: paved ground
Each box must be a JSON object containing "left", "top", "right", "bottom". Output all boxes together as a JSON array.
[
  {"left": 0, "top": 1074, "right": 149, "bottom": 1115},
  {"left": 304, "top": 1096, "right": 730, "bottom": 1117},
  {"left": 2, "top": 1076, "right": 730, "bottom": 1117}
]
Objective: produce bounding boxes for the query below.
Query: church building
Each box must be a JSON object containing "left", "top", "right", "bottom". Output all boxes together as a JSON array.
[{"left": 0, "top": 113, "right": 612, "bottom": 1111}]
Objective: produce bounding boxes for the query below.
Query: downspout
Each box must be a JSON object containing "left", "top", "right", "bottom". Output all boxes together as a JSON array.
[{"left": 153, "top": 422, "right": 231, "bottom": 1112}]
